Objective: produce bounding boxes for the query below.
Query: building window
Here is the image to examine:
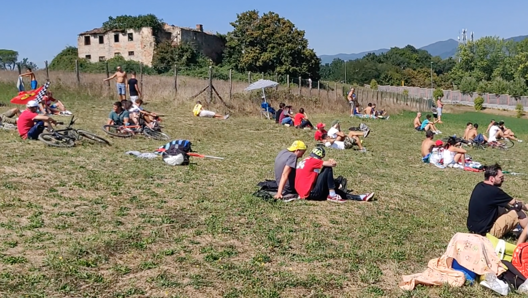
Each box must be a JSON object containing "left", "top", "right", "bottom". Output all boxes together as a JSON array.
[
  {"left": 84, "top": 36, "right": 90, "bottom": 45},
  {"left": 114, "top": 34, "right": 119, "bottom": 42},
  {"left": 114, "top": 52, "right": 121, "bottom": 57},
  {"left": 128, "top": 51, "right": 134, "bottom": 56},
  {"left": 99, "top": 36, "right": 104, "bottom": 44},
  {"left": 99, "top": 56, "right": 105, "bottom": 62},
  {"left": 85, "top": 55, "right": 91, "bottom": 60},
  {"left": 128, "top": 33, "right": 133, "bottom": 41}
]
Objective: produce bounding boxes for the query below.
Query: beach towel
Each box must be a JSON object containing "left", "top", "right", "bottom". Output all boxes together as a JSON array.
[{"left": 16, "top": 76, "right": 24, "bottom": 92}]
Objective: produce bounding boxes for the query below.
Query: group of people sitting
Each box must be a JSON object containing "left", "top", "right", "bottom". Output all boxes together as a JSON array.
[
  {"left": 347, "top": 88, "right": 388, "bottom": 119},
  {"left": 273, "top": 140, "right": 374, "bottom": 203},
  {"left": 413, "top": 112, "right": 442, "bottom": 134},
  {"left": 274, "top": 103, "right": 315, "bottom": 129},
  {"left": 314, "top": 120, "right": 370, "bottom": 152},
  {"left": 107, "top": 99, "right": 161, "bottom": 131},
  {"left": 421, "top": 131, "right": 471, "bottom": 169}
]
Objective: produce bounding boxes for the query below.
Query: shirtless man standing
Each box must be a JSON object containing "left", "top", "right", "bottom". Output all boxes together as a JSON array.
[
  {"left": 19, "top": 68, "right": 38, "bottom": 90},
  {"left": 103, "top": 66, "right": 128, "bottom": 100},
  {"left": 347, "top": 87, "right": 356, "bottom": 116}
]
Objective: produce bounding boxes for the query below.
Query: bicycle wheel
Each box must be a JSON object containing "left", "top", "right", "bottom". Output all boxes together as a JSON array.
[
  {"left": 497, "top": 138, "right": 514, "bottom": 149},
  {"left": 78, "top": 130, "right": 111, "bottom": 145},
  {"left": 143, "top": 127, "right": 170, "bottom": 141},
  {"left": 101, "top": 125, "right": 134, "bottom": 138},
  {"left": 38, "top": 133, "right": 75, "bottom": 147}
]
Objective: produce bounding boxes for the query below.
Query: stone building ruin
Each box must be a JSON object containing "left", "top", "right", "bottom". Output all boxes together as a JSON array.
[{"left": 77, "top": 24, "right": 225, "bottom": 66}]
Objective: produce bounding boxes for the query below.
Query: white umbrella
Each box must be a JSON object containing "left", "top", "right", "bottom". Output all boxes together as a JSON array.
[{"left": 245, "top": 79, "right": 279, "bottom": 119}]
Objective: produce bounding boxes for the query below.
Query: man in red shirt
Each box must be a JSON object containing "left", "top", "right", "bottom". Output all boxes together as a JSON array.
[
  {"left": 17, "top": 100, "right": 57, "bottom": 140},
  {"left": 295, "top": 146, "right": 374, "bottom": 203},
  {"left": 314, "top": 122, "right": 327, "bottom": 142}
]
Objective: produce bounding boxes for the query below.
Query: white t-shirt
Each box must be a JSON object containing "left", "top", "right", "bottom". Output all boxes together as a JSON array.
[
  {"left": 325, "top": 141, "right": 345, "bottom": 150},
  {"left": 430, "top": 148, "right": 442, "bottom": 164},
  {"left": 488, "top": 125, "right": 500, "bottom": 142},
  {"left": 443, "top": 148, "right": 456, "bottom": 165},
  {"left": 327, "top": 127, "right": 339, "bottom": 139},
  {"left": 129, "top": 104, "right": 143, "bottom": 114}
]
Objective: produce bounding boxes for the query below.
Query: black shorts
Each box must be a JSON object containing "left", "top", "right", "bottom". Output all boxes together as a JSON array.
[{"left": 415, "top": 126, "right": 423, "bottom": 131}]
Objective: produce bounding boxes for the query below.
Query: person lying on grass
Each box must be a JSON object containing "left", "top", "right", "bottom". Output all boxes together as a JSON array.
[
  {"left": 17, "top": 100, "right": 57, "bottom": 140},
  {"left": 442, "top": 136, "right": 467, "bottom": 169},
  {"left": 371, "top": 103, "right": 388, "bottom": 119},
  {"left": 294, "top": 146, "right": 374, "bottom": 203},
  {"left": 192, "top": 101, "right": 229, "bottom": 120},
  {"left": 0, "top": 107, "right": 20, "bottom": 125},
  {"left": 325, "top": 120, "right": 369, "bottom": 152},
  {"left": 274, "top": 140, "right": 307, "bottom": 201},
  {"left": 40, "top": 91, "right": 71, "bottom": 115},
  {"left": 467, "top": 163, "right": 528, "bottom": 244}
]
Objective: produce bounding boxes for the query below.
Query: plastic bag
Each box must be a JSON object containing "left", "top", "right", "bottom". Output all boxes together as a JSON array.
[{"left": 480, "top": 273, "right": 509, "bottom": 296}]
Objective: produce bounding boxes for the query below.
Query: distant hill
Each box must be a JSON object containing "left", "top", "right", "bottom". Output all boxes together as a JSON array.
[{"left": 319, "top": 35, "right": 528, "bottom": 64}]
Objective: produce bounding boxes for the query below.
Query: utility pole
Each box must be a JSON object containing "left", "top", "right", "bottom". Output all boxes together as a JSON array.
[
  {"left": 430, "top": 61, "right": 433, "bottom": 99},
  {"left": 344, "top": 60, "right": 347, "bottom": 84}
]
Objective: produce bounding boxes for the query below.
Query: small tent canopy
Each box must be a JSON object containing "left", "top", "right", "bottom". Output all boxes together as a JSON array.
[{"left": 245, "top": 79, "right": 279, "bottom": 119}]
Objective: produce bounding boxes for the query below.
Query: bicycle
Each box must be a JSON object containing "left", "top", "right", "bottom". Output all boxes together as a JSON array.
[
  {"left": 102, "top": 114, "right": 170, "bottom": 141},
  {"left": 38, "top": 116, "right": 111, "bottom": 147}
]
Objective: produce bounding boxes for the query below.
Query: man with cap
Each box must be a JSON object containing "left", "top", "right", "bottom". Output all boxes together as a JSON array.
[
  {"left": 295, "top": 146, "right": 374, "bottom": 203},
  {"left": 325, "top": 120, "right": 368, "bottom": 152},
  {"left": 274, "top": 140, "right": 307, "bottom": 201},
  {"left": 314, "top": 123, "right": 327, "bottom": 141},
  {"left": 17, "top": 100, "right": 58, "bottom": 140}
]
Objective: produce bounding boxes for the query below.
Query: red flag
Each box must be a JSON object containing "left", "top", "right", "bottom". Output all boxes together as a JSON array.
[{"left": 10, "top": 86, "right": 45, "bottom": 105}]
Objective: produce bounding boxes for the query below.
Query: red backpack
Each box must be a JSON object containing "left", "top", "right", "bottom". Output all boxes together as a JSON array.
[{"left": 512, "top": 243, "right": 528, "bottom": 277}]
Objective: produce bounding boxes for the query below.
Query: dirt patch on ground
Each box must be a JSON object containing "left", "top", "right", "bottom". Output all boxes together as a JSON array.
[{"left": 447, "top": 105, "right": 528, "bottom": 119}]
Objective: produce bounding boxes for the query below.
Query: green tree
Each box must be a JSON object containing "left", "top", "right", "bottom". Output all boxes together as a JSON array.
[
  {"left": 0, "top": 49, "right": 19, "bottom": 70},
  {"left": 49, "top": 47, "right": 87, "bottom": 71},
  {"left": 18, "top": 58, "right": 38, "bottom": 70},
  {"left": 152, "top": 41, "right": 205, "bottom": 74},
  {"left": 370, "top": 79, "right": 378, "bottom": 90},
  {"left": 489, "top": 77, "right": 510, "bottom": 96},
  {"left": 433, "top": 88, "right": 444, "bottom": 99},
  {"left": 458, "top": 76, "right": 478, "bottom": 96},
  {"left": 224, "top": 10, "right": 320, "bottom": 80},
  {"left": 102, "top": 14, "right": 164, "bottom": 37},
  {"left": 508, "top": 76, "right": 527, "bottom": 99}
]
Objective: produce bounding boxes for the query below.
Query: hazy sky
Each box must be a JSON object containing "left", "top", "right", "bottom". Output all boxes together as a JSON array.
[{"left": 1, "top": 0, "right": 527, "bottom": 67}]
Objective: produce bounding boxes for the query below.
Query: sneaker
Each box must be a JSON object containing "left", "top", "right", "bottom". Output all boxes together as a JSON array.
[
  {"left": 327, "top": 194, "right": 346, "bottom": 203},
  {"left": 363, "top": 129, "right": 370, "bottom": 138},
  {"left": 359, "top": 148, "right": 367, "bottom": 153},
  {"left": 359, "top": 123, "right": 368, "bottom": 131},
  {"left": 518, "top": 139, "right": 523, "bottom": 143},
  {"left": 360, "top": 192, "right": 375, "bottom": 202},
  {"left": 386, "top": 116, "right": 390, "bottom": 120},
  {"left": 282, "top": 195, "right": 299, "bottom": 202},
  {"left": 223, "top": 114, "right": 230, "bottom": 120},
  {"left": 436, "top": 130, "right": 442, "bottom": 134}
]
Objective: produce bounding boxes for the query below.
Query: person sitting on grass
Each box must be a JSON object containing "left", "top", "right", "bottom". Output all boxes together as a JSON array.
[
  {"left": 129, "top": 99, "right": 160, "bottom": 129},
  {"left": 293, "top": 108, "right": 314, "bottom": 129},
  {"left": 466, "top": 123, "right": 487, "bottom": 144},
  {"left": 462, "top": 122, "right": 473, "bottom": 141},
  {"left": 413, "top": 112, "right": 423, "bottom": 131},
  {"left": 17, "top": 100, "right": 57, "bottom": 140},
  {"left": 279, "top": 105, "right": 294, "bottom": 126},
  {"left": 314, "top": 122, "right": 327, "bottom": 142},
  {"left": 419, "top": 114, "right": 442, "bottom": 134},
  {"left": 192, "top": 101, "right": 229, "bottom": 120},
  {"left": 0, "top": 107, "right": 21, "bottom": 125},
  {"left": 261, "top": 97, "right": 275, "bottom": 118},
  {"left": 443, "top": 136, "right": 466, "bottom": 169},
  {"left": 325, "top": 120, "right": 369, "bottom": 152},
  {"left": 372, "top": 103, "right": 389, "bottom": 119},
  {"left": 40, "top": 91, "right": 71, "bottom": 115},
  {"left": 273, "top": 140, "right": 307, "bottom": 201},
  {"left": 487, "top": 121, "right": 511, "bottom": 144},
  {"left": 275, "top": 102, "right": 285, "bottom": 124},
  {"left": 107, "top": 101, "right": 130, "bottom": 128},
  {"left": 467, "top": 163, "right": 528, "bottom": 244},
  {"left": 294, "top": 146, "right": 375, "bottom": 203},
  {"left": 421, "top": 130, "right": 436, "bottom": 163},
  {"left": 486, "top": 119, "right": 496, "bottom": 134},
  {"left": 498, "top": 120, "right": 522, "bottom": 142}
]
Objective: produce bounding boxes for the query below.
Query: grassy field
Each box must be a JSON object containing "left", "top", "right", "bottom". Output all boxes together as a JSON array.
[{"left": 1, "top": 81, "right": 528, "bottom": 298}]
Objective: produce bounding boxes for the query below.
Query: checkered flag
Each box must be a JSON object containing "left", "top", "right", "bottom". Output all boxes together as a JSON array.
[{"left": 34, "top": 81, "right": 50, "bottom": 104}]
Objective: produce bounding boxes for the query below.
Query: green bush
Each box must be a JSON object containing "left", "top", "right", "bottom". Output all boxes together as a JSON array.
[
  {"left": 474, "top": 96, "right": 484, "bottom": 111},
  {"left": 516, "top": 102, "right": 524, "bottom": 118},
  {"left": 402, "top": 89, "right": 409, "bottom": 96},
  {"left": 433, "top": 88, "right": 444, "bottom": 99},
  {"left": 370, "top": 79, "right": 378, "bottom": 90}
]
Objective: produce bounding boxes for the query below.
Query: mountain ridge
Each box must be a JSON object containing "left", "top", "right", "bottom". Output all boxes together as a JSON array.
[{"left": 319, "top": 35, "right": 528, "bottom": 64}]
